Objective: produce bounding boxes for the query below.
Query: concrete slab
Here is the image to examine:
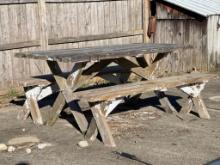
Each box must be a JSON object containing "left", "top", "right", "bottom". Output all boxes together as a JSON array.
[{"left": 0, "top": 73, "right": 219, "bottom": 165}]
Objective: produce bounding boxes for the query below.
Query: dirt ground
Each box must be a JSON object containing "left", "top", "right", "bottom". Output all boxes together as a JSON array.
[{"left": 0, "top": 74, "right": 220, "bottom": 165}]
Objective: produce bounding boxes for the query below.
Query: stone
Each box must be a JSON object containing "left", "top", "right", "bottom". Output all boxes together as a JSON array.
[
  {"left": 209, "top": 96, "right": 220, "bottom": 102},
  {"left": 25, "top": 148, "right": 32, "bottom": 154},
  {"left": 37, "top": 143, "right": 52, "bottom": 149},
  {"left": 148, "top": 116, "right": 156, "bottom": 119},
  {"left": 0, "top": 143, "right": 7, "bottom": 151},
  {"left": 8, "top": 136, "right": 40, "bottom": 146},
  {"left": 77, "top": 140, "right": 89, "bottom": 148},
  {"left": 8, "top": 146, "right": 16, "bottom": 153}
]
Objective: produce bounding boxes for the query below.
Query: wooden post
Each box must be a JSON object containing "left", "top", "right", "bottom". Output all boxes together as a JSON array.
[
  {"left": 24, "top": 86, "right": 44, "bottom": 125},
  {"left": 47, "top": 61, "right": 89, "bottom": 133},
  {"left": 143, "top": 0, "right": 151, "bottom": 43},
  {"left": 155, "top": 91, "right": 176, "bottom": 113},
  {"left": 38, "top": 0, "right": 48, "bottom": 49},
  {"left": 142, "top": 0, "right": 152, "bottom": 66},
  {"left": 91, "top": 104, "right": 116, "bottom": 147},
  {"left": 192, "top": 96, "right": 210, "bottom": 119},
  {"left": 180, "top": 83, "right": 211, "bottom": 119},
  {"left": 46, "top": 93, "right": 66, "bottom": 126}
]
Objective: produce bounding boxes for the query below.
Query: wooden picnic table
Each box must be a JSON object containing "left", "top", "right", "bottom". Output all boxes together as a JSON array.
[{"left": 15, "top": 43, "right": 217, "bottom": 147}]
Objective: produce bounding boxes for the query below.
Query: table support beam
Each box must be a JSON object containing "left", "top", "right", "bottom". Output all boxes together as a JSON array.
[
  {"left": 91, "top": 104, "right": 116, "bottom": 147},
  {"left": 47, "top": 60, "right": 88, "bottom": 133},
  {"left": 180, "top": 83, "right": 210, "bottom": 119},
  {"left": 155, "top": 91, "right": 176, "bottom": 113}
]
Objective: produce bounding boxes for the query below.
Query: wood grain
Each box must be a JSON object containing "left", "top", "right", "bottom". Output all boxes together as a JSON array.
[
  {"left": 0, "top": 0, "right": 142, "bottom": 89},
  {"left": 15, "top": 43, "right": 183, "bottom": 63},
  {"left": 73, "top": 73, "right": 217, "bottom": 102}
]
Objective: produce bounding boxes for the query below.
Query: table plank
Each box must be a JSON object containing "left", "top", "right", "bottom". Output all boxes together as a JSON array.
[{"left": 15, "top": 43, "right": 183, "bottom": 63}]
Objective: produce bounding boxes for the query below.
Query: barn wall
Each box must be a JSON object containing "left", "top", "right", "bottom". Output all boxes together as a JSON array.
[
  {"left": 207, "top": 15, "right": 220, "bottom": 71},
  {"left": 0, "top": 0, "right": 143, "bottom": 89},
  {"left": 153, "top": 2, "right": 208, "bottom": 74}
]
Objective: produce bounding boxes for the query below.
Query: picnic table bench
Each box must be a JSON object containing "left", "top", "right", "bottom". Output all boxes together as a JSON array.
[{"left": 15, "top": 43, "right": 217, "bottom": 147}]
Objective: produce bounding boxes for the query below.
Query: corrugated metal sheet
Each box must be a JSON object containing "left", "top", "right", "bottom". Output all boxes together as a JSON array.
[{"left": 160, "top": 0, "right": 220, "bottom": 17}]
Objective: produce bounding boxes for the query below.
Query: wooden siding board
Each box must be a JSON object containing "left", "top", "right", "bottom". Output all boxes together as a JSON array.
[
  {"left": 208, "top": 15, "right": 220, "bottom": 70},
  {"left": 201, "top": 20, "right": 208, "bottom": 71},
  {"left": 154, "top": 18, "right": 207, "bottom": 73},
  {"left": 208, "top": 16, "right": 216, "bottom": 70},
  {"left": 0, "top": 0, "right": 127, "bottom": 4},
  {"left": 217, "top": 16, "right": 220, "bottom": 69},
  {"left": 154, "top": 2, "right": 209, "bottom": 73}
]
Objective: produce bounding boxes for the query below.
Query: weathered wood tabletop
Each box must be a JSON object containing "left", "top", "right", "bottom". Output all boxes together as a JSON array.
[{"left": 15, "top": 43, "right": 182, "bottom": 63}]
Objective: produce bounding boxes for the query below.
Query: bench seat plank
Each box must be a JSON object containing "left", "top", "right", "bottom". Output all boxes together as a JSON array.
[{"left": 73, "top": 73, "right": 217, "bottom": 102}]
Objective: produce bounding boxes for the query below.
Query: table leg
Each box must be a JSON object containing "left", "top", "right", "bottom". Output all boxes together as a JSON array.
[
  {"left": 192, "top": 95, "right": 210, "bottom": 119},
  {"left": 24, "top": 86, "right": 43, "bottom": 125},
  {"left": 47, "top": 61, "right": 88, "bottom": 133},
  {"left": 155, "top": 91, "right": 176, "bottom": 113},
  {"left": 85, "top": 99, "right": 123, "bottom": 144},
  {"left": 90, "top": 104, "right": 116, "bottom": 147},
  {"left": 179, "top": 96, "right": 193, "bottom": 114},
  {"left": 46, "top": 92, "right": 66, "bottom": 126},
  {"left": 180, "top": 83, "right": 210, "bottom": 119}
]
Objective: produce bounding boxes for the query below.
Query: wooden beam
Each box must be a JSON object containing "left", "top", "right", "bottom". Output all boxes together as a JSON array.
[
  {"left": 155, "top": 91, "right": 176, "bottom": 113},
  {"left": 0, "top": 0, "right": 134, "bottom": 5},
  {"left": 192, "top": 96, "right": 210, "bottom": 119},
  {"left": 85, "top": 117, "right": 98, "bottom": 141},
  {"left": 48, "top": 30, "right": 143, "bottom": 45},
  {"left": 83, "top": 60, "right": 112, "bottom": 75},
  {"left": 78, "top": 60, "right": 113, "bottom": 85},
  {"left": 24, "top": 86, "right": 44, "bottom": 125},
  {"left": 0, "top": 40, "right": 40, "bottom": 51},
  {"left": 29, "top": 97, "right": 44, "bottom": 125},
  {"left": 180, "top": 83, "right": 211, "bottom": 119},
  {"left": 47, "top": 61, "right": 88, "bottom": 133},
  {"left": 137, "top": 0, "right": 152, "bottom": 67},
  {"left": 46, "top": 92, "right": 66, "bottom": 126},
  {"left": 143, "top": 0, "right": 151, "bottom": 43},
  {"left": 46, "top": 0, "right": 127, "bottom": 3},
  {"left": 67, "top": 62, "right": 86, "bottom": 91},
  {"left": 99, "top": 74, "right": 121, "bottom": 84},
  {"left": 38, "top": 0, "right": 48, "bottom": 49},
  {"left": 0, "top": 0, "right": 37, "bottom": 4},
  {"left": 73, "top": 73, "right": 217, "bottom": 102},
  {"left": 91, "top": 104, "right": 116, "bottom": 147},
  {"left": 47, "top": 63, "right": 86, "bottom": 126},
  {"left": 179, "top": 97, "right": 193, "bottom": 114},
  {"left": 104, "top": 99, "right": 124, "bottom": 117},
  {"left": 113, "top": 58, "right": 150, "bottom": 79},
  {"left": 21, "top": 84, "right": 59, "bottom": 122}
]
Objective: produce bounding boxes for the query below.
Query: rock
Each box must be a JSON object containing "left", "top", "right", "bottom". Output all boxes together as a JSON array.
[
  {"left": 8, "top": 136, "right": 40, "bottom": 146},
  {"left": 25, "top": 148, "right": 32, "bottom": 154},
  {"left": 209, "top": 96, "right": 220, "bottom": 102},
  {"left": 148, "top": 116, "right": 156, "bottom": 119},
  {"left": 77, "top": 140, "right": 89, "bottom": 148},
  {"left": 37, "top": 143, "right": 52, "bottom": 150},
  {"left": 8, "top": 146, "right": 16, "bottom": 153},
  {"left": 0, "top": 143, "right": 7, "bottom": 151}
]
